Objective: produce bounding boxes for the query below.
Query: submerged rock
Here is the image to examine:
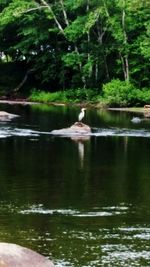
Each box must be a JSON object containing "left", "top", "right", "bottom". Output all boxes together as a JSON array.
[
  {"left": 144, "top": 112, "right": 150, "bottom": 118},
  {"left": 0, "top": 111, "right": 19, "bottom": 121},
  {"left": 131, "top": 117, "right": 141, "bottom": 123},
  {"left": 0, "top": 243, "right": 54, "bottom": 267},
  {"left": 51, "top": 122, "right": 91, "bottom": 136}
]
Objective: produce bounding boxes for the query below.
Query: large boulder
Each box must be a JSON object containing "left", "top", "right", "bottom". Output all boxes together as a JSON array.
[
  {"left": 144, "top": 105, "right": 150, "bottom": 109},
  {"left": 0, "top": 243, "right": 54, "bottom": 267},
  {"left": 143, "top": 105, "right": 150, "bottom": 118},
  {"left": 50, "top": 122, "right": 91, "bottom": 136},
  {"left": 0, "top": 111, "right": 19, "bottom": 121}
]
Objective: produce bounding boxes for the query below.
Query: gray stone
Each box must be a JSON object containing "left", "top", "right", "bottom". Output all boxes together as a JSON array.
[
  {"left": 144, "top": 105, "right": 150, "bottom": 109},
  {"left": 0, "top": 111, "right": 19, "bottom": 121},
  {"left": 0, "top": 243, "right": 54, "bottom": 267},
  {"left": 50, "top": 122, "right": 91, "bottom": 136}
]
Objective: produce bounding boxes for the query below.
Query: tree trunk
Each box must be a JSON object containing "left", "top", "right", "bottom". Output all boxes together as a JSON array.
[
  {"left": 122, "top": 1, "right": 129, "bottom": 82},
  {"left": 13, "top": 69, "right": 34, "bottom": 92},
  {"left": 40, "top": 0, "right": 86, "bottom": 88},
  {"left": 95, "top": 61, "right": 98, "bottom": 83},
  {"left": 59, "top": 0, "right": 86, "bottom": 87},
  {"left": 119, "top": 52, "right": 127, "bottom": 81},
  {"left": 96, "top": 22, "right": 110, "bottom": 80}
]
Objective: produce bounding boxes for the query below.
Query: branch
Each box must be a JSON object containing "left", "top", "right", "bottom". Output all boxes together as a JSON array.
[
  {"left": 60, "top": 0, "right": 69, "bottom": 26},
  {"left": 23, "top": 6, "right": 47, "bottom": 13},
  {"left": 40, "top": 0, "right": 65, "bottom": 34},
  {"left": 13, "top": 69, "right": 34, "bottom": 92},
  {"left": 103, "top": 0, "right": 110, "bottom": 18}
]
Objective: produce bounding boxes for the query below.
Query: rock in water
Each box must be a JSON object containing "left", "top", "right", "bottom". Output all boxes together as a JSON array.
[
  {"left": 0, "top": 243, "right": 54, "bottom": 267},
  {"left": 0, "top": 111, "right": 19, "bottom": 121},
  {"left": 131, "top": 117, "right": 141, "bottom": 123},
  {"left": 51, "top": 122, "right": 91, "bottom": 136},
  {"left": 144, "top": 105, "right": 150, "bottom": 109}
]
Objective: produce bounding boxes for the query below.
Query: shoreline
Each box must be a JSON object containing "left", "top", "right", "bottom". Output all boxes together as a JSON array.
[
  {"left": 107, "top": 107, "right": 148, "bottom": 113},
  {"left": 0, "top": 98, "right": 37, "bottom": 105},
  {"left": 0, "top": 99, "right": 149, "bottom": 114}
]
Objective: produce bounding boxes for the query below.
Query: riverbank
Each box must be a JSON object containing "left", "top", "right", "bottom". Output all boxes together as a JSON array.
[
  {"left": 108, "top": 107, "right": 150, "bottom": 113},
  {"left": 1, "top": 78, "right": 150, "bottom": 109},
  {"left": 0, "top": 99, "right": 149, "bottom": 115}
]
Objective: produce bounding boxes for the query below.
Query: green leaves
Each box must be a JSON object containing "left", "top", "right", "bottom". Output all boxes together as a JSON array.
[
  {"left": 64, "top": 16, "right": 86, "bottom": 41},
  {"left": 62, "top": 51, "right": 84, "bottom": 69},
  {"left": 140, "top": 22, "right": 150, "bottom": 59},
  {"left": 64, "top": 7, "right": 104, "bottom": 41},
  {"left": 0, "top": 0, "right": 149, "bottom": 91},
  {"left": 0, "top": 0, "right": 37, "bottom": 26},
  {"left": 102, "top": 79, "right": 142, "bottom": 107},
  {"left": 82, "top": 56, "right": 94, "bottom": 76},
  {"left": 83, "top": 7, "right": 102, "bottom": 33}
]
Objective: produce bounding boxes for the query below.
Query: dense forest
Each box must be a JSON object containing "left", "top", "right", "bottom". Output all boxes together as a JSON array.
[{"left": 0, "top": 0, "right": 150, "bottom": 105}]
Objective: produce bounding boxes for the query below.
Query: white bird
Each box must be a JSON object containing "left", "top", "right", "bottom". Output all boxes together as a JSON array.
[{"left": 78, "top": 108, "right": 86, "bottom": 122}]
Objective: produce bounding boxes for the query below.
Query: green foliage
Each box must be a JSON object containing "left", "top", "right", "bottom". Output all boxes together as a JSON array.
[
  {"left": 140, "top": 22, "right": 150, "bottom": 59},
  {"left": 29, "top": 85, "right": 150, "bottom": 106},
  {"left": 64, "top": 16, "right": 86, "bottom": 41},
  {"left": 28, "top": 90, "right": 67, "bottom": 103},
  {"left": 62, "top": 52, "right": 84, "bottom": 69},
  {"left": 64, "top": 88, "right": 99, "bottom": 102},
  {"left": 83, "top": 7, "right": 102, "bottom": 33},
  {"left": 102, "top": 79, "right": 150, "bottom": 107},
  {"left": 29, "top": 88, "right": 99, "bottom": 103},
  {"left": 0, "top": 0, "right": 150, "bottom": 97},
  {"left": 0, "top": 0, "right": 36, "bottom": 26},
  {"left": 82, "top": 56, "right": 94, "bottom": 77},
  {"left": 136, "top": 88, "right": 150, "bottom": 103}
]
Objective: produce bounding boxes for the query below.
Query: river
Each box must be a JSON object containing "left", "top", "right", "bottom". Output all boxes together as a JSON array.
[{"left": 0, "top": 102, "right": 150, "bottom": 266}]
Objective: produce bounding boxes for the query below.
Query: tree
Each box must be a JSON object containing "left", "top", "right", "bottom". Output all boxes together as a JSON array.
[{"left": 0, "top": 0, "right": 149, "bottom": 93}]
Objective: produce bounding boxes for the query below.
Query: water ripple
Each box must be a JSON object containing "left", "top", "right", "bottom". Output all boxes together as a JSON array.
[
  {"left": 19, "top": 204, "right": 129, "bottom": 217},
  {"left": 93, "top": 127, "right": 150, "bottom": 137},
  {"left": 0, "top": 127, "right": 39, "bottom": 138},
  {"left": 0, "top": 126, "right": 150, "bottom": 138},
  {"left": 0, "top": 202, "right": 150, "bottom": 266}
]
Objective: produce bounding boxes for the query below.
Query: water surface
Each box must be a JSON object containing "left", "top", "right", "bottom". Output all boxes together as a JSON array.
[{"left": 0, "top": 103, "right": 150, "bottom": 266}]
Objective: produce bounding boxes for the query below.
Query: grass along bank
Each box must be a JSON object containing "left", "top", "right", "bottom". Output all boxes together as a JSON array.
[
  {"left": 28, "top": 88, "right": 100, "bottom": 104},
  {"left": 28, "top": 80, "right": 150, "bottom": 107}
]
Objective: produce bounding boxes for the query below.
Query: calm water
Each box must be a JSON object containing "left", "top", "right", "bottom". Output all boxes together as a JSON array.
[{"left": 0, "top": 103, "right": 150, "bottom": 267}]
